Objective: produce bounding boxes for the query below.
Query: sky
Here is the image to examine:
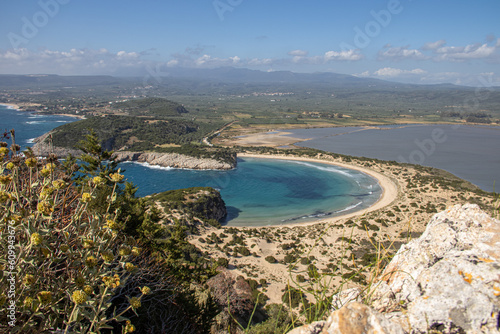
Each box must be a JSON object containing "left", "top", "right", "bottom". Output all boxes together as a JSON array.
[{"left": 0, "top": 0, "right": 499, "bottom": 86}]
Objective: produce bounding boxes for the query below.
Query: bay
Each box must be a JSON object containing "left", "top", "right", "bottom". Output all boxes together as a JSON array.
[
  {"left": 121, "top": 158, "right": 382, "bottom": 226},
  {"left": 0, "top": 104, "right": 382, "bottom": 226}
]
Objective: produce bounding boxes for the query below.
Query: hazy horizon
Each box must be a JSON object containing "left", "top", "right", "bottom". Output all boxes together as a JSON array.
[{"left": 1, "top": 1, "right": 499, "bottom": 86}]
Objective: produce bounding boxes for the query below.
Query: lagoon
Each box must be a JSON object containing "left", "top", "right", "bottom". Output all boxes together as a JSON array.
[{"left": 285, "top": 124, "right": 500, "bottom": 192}]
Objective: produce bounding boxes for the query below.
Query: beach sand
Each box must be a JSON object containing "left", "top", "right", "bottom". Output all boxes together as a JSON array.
[{"left": 187, "top": 151, "right": 494, "bottom": 305}]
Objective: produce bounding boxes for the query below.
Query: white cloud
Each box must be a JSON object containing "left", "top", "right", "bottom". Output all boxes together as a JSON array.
[
  {"left": 324, "top": 49, "right": 363, "bottom": 61},
  {"left": 435, "top": 43, "right": 496, "bottom": 61},
  {"left": 421, "top": 40, "right": 446, "bottom": 51},
  {"left": 378, "top": 46, "right": 427, "bottom": 60},
  {"left": 373, "top": 67, "right": 427, "bottom": 77},
  {"left": 288, "top": 50, "right": 308, "bottom": 57}
]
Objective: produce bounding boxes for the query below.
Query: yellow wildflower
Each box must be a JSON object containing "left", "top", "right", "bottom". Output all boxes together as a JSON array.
[
  {"left": 25, "top": 157, "right": 38, "bottom": 168},
  {"left": 81, "top": 192, "right": 92, "bottom": 203},
  {"left": 23, "top": 274, "right": 35, "bottom": 286},
  {"left": 52, "top": 179, "right": 66, "bottom": 190},
  {"left": 31, "top": 232, "right": 42, "bottom": 245},
  {"left": 141, "top": 286, "right": 151, "bottom": 295},
  {"left": 0, "top": 147, "right": 9, "bottom": 156},
  {"left": 24, "top": 297, "right": 34, "bottom": 308},
  {"left": 131, "top": 247, "right": 142, "bottom": 256},
  {"left": 92, "top": 176, "right": 106, "bottom": 186},
  {"left": 45, "top": 163, "right": 56, "bottom": 171},
  {"left": 105, "top": 219, "right": 121, "bottom": 230},
  {"left": 6, "top": 162, "right": 14, "bottom": 170},
  {"left": 101, "top": 250, "right": 114, "bottom": 263},
  {"left": 129, "top": 297, "right": 141, "bottom": 309},
  {"left": 40, "top": 168, "right": 51, "bottom": 177},
  {"left": 83, "top": 285, "right": 93, "bottom": 296},
  {"left": 85, "top": 256, "right": 98, "bottom": 268},
  {"left": 118, "top": 246, "right": 131, "bottom": 256},
  {"left": 124, "top": 262, "right": 137, "bottom": 272},
  {"left": 124, "top": 321, "right": 136, "bottom": 333},
  {"left": 0, "top": 191, "right": 10, "bottom": 203},
  {"left": 37, "top": 201, "right": 53, "bottom": 215},
  {"left": 109, "top": 172, "right": 125, "bottom": 183},
  {"left": 37, "top": 291, "right": 52, "bottom": 305},
  {"left": 82, "top": 238, "right": 94, "bottom": 249},
  {"left": 72, "top": 290, "right": 88, "bottom": 305},
  {"left": 103, "top": 274, "right": 121, "bottom": 289},
  {"left": 0, "top": 175, "right": 12, "bottom": 185}
]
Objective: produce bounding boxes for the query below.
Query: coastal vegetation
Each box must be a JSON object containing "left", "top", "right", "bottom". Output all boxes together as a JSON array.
[
  {"left": 1, "top": 126, "right": 498, "bottom": 333},
  {"left": 1, "top": 72, "right": 499, "bottom": 333}
]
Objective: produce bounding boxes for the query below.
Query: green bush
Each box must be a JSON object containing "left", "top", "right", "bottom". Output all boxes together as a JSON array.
[{"left": 265, "top": 256, "right": 277, "bottom": 263}]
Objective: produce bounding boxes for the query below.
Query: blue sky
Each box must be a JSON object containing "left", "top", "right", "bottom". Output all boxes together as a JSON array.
[{"left": 0, "top": 0, "right": 499, "bottom": 86}]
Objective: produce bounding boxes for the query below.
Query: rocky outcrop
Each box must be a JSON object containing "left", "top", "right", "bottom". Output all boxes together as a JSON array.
[
  {"left": 287, "top": 204, "right": 500, "bottom": 334},
  {"left": 31, "top": 133, "right": 236, "bottom": 170},
  {"left": 31, "top": 132, "right": 82, "bottom": 157},
  {"left": 112, "top": 151, "right": 236, "bottom": 170}
]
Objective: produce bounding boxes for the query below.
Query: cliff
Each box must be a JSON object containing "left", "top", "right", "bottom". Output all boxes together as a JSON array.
[
  {"left": 31, "top": 132, "right": 236, "bottom": 170},
  {"left": 288, "top": 204, "right": 500, "bottom": 334},
  {"left": 112, "top": 151, "right": 236, "bottom": 170},
  {"left": 148, "top": 187, "right": 227, "bottom": 229}
]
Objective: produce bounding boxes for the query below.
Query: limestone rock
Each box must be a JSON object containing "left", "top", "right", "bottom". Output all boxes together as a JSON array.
[
  {"left": 372, "top": 204, "right": 500, "bottom": 333},
  {"left": 288, "top": 302, "right": 404, "bottom": 334},
  {"left": 287, "top": 204, "right": 499, "bottom": 334},
  {"left": 331, "top": 288, "right": 362, "bottom": 311},
  {"left": 112, "top": 151, "right": 236, "bottom": 170}
]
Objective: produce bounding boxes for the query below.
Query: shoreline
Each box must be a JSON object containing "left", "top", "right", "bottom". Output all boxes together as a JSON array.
[
  {"left": 237, "top": 153, "right": 398, "bottom": 228},
  {"left": 0, "top": 103, "right": 21, "bottom": 110},
  {"left": 0, "top": 103, "right": 85, "bottom": 119}
]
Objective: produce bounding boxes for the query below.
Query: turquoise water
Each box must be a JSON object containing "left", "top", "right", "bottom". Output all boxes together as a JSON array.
[
  {"left": 120, "top": 158, "right": 382, "bottom": 226},
  {"left": 1, "top": 104, "right": 382, "bottom": 226}
]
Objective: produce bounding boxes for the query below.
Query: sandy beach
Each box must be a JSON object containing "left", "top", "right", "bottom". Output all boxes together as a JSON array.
[
  {"left": 237, "top": 153, "right": 399, "bottom": 227},
  {"left": 188, "top": 151, "right": 494, "bottom": 305}
]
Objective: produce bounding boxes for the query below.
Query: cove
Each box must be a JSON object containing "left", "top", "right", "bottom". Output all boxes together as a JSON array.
[
  {"left": 121, "top": 157, "right": 382, "bottom": 227},
  {"left": 1, "top": 104, "right": 383, "bottom": 227}
]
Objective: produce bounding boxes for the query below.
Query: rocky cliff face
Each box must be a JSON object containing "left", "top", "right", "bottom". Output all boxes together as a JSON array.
[
  {"left": 31, "top": 133, "right": 236, "bottom": 170},
  {"left": 288, "top": 204, "right": 500, "bottom": 334},
  {"left": 112, "top": 151, "right": 236, "bottom": 170}
]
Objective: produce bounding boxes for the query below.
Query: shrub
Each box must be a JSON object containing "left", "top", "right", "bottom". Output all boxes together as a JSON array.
[
  {"left": 265, "top": 256, "right": 277, "bottom": 263},
  {"left": 0, "top": 138, "right": 148, "bottom": 333}
]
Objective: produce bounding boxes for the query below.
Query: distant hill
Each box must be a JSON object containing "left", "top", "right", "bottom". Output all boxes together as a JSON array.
[
  {"left": 0, "top": 74, "right": 122, "bottom": 88},
  {"left": 111, "top": 97, "right": 189, "bottom": 118},
  {"left": 49, "top": 115, "right": 220, "bottom": 151}
]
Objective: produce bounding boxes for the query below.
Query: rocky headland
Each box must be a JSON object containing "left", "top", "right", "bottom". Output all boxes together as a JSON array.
[
  {"left": 31, "top": 132, "right": 236, "bottom": 170},
  {"left": 112, "top": 151, "right": 236, "bottom": 170}
]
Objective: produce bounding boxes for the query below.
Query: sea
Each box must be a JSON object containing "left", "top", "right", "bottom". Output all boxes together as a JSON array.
[
  {"left": 0, "top": 104, "right": 382, "bottom": 226},
  {"left": 284, "top": 124, "right": 500, "bottom": 193}
]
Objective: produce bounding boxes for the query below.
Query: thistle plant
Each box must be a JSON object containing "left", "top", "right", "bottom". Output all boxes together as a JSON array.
[{"left": 0, "top": 132, "right": 150, "bottom": 333}]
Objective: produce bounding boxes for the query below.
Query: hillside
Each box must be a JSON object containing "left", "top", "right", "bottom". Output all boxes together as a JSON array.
[
  {"left": 111, "top": 97, "right": 189, "bottom": 118},
  {"left": 49, "top": 115, "right": 211, "bottom": 151}
]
